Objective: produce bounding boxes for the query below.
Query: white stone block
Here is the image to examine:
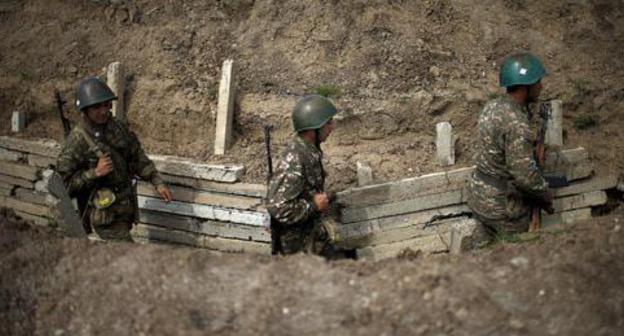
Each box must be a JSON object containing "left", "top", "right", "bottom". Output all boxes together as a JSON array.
[
  {"left": 11, "top": 111, "right": 25, "bottom": 133},
  {"left": 436, "top": 121, "right": 455, "bottom": 166}
]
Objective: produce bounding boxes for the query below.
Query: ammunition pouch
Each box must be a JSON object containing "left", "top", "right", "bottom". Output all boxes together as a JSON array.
[{"left": 91, "top": 188, "right": 116, "bottom": 209}]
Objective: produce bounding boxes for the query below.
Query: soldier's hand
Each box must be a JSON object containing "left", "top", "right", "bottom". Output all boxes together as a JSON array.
[
  {"left": 313, "top": 193, "right": 330, "bottom": 213},
  {"left": 157, "top": 185, "right": 173, "bottom": 203},
  {"left": 95, "top": 155, "right": 114, "bottom": 177}
]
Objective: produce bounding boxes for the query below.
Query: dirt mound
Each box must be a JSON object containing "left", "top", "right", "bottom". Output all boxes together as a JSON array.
[
  {"left": 1, "top": 0, "right": 623, "bottom": 188},
  {"left": 1, "top": 208, "right": 624, "bottom": 335}
]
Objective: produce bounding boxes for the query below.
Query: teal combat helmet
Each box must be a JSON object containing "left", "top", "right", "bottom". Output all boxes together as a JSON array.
[
  {"left": 75, "top": 77, "right": 117, "bottom": 111},
  {"left": 499, "top": 52, "right": 547, "bottom": 88},
  {"left": 292, "top": 95, "right": 337, "bottom": 132}
]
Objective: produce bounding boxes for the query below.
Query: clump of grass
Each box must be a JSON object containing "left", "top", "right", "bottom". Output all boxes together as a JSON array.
[
  {"left": 314, "top": 84, "right": 342, "bottom": 98},
  {"left": 572, "top": 78, "right": 591, "bottom": 95},
  {"left": 573, "top": 114, "right": 598, "bottom": 130}
]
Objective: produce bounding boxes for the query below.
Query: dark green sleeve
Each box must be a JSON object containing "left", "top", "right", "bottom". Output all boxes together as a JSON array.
[{"left": 56, "top": 131, "right": 98, "bottom": 196}]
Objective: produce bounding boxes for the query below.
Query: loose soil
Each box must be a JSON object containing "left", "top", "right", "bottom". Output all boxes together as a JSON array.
[
  {"left": 1, "top": 0, "right": 623, "bottom": 189},
  {"left": 1, "top": 207, "right": 623, "bottom": 335}
]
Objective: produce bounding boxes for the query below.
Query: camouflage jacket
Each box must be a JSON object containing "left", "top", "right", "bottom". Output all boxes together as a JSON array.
[
  {"left": 467, "top": 95, "right": 548, "bottom": 220},
  {"left": 266, "top": 135, "right": 325, "bottom": 252},
  {"left": 56, "top": 116, "right": 164, "bottom": 201}
]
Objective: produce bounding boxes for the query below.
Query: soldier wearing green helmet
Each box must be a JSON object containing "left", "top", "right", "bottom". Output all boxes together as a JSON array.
[
  {"left": 265, "top": 95, "right": 337, "bottom": 255},
  {"left": 466, "top": 52, "right": 554, "bottom": 240},
  {"left": 56, "top": 77, "right": 173, "bottom": 241}
]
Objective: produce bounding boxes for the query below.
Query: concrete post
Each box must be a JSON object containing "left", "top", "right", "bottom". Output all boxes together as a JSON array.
[
  {"left": 357, "top": 161, "right": 373, "bottom": 187},
  {"left": 436, "top": 121, "right": 455, "bottom": 166},
  {"left": 107, "top": 61, "right": 125, "bottom": 121},
  {"left": 545, "top": 99, "right": 563, "bottom": 148},
  {"left": 11, "top": 111, "right": 25, "bottom": 133},
  {"left": 214, "top": 59, "right": 237, "bottom": 155}
]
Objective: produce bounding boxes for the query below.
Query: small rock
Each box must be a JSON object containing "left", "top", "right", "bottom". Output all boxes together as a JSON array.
[
  {"left": 429, "top": 66, "right": 441, "bottom": 77},
  {"left": 510, "top": 256, "right": 529, "bottom": 268},
  {"left": 282, "top": 307, "right": 290, "bottom": 315},
  {"left": 509, "top": 318, "right": 525, "bottom": 330}
]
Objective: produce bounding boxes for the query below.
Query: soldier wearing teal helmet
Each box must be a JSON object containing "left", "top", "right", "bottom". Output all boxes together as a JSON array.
[
  {"left": 76, "top": 77, "right": 117, "bottom": 111},
  {"left": 465, "top": 51, "right": 553, "bottom": 242}
]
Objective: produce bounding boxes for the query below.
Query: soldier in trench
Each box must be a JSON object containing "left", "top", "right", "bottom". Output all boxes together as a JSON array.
[{"left": 56, "top": 77, "right": 173, "bottom": 241}]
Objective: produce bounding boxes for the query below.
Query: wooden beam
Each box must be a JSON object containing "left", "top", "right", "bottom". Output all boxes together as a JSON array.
[
  {"left": 139, "top": 210, "right": 270, "bottom": 242},
  {"left": 14, "top": 188, "right": 50, "bottom": 206},
  {"left": 137, "top": 196, "right": 270, "bottom": 227},
  {"left": 132, "top": 224, "right": 271, "bottom": 254},
  {"left": 544, "top": 100, "right": 563, "bottom": 148},
  {"left": 0, "top": 160, "right": 39, "bottom": 180},
  {"left": 137, "top": 181, "right": 263, "bottom": 211},
  {"left": 214, "top": 59, "right": 237, "bottom": 155},
  {"left": 552, "top": 191, "right": 607, "bottom": 213},
  {"left": 542, "top": 208, "right": 592, "bottom": 228},
  {"left": 0, "top": 195, "right": 51, "bottom": 217},
  {"left": 341, "top": 189, "right": 466, "bottom": 223},
  {"left": 13, "top": 210, "right": 50, "bottom": 227},
  {"left": 162, "top": 173, "right": 266, "bottom": 197},
  {"left": 27, "top": 154, "right": 56, "bottom": 168},
  {"left": 149, "top": 154, "right": 244, "bottom": 183},
  {"left": 107, "top": 61, "right": 125, "bottom": 121},
  {"left": 334, "top": 204, "right": 470, "bottom": 248},
  {"left": 553, "top": 174, "right": 618, "bottom": 197},
  {"left": 337, "top": 147, "right": 590, "bottom": 209},
  {"left": 0, "top": 136, "right": 61, "bottom": 158},
  {"left": 0, "top": 173, "right": 34, "bottom": 189},
  {"left": 0, "top": 147, "right": 24, "bottom": 162},
  {"left": 436, "top": 121, "right": 455, "bottom": 166}
]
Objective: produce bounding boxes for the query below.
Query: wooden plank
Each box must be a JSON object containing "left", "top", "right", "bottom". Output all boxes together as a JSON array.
[
  {"left": 27, "top": 154, "right": 56, "bottom": 168},
  {"left": 0, "top": 186, "right": 11, "bottom": 196},
  {"left": 552, "top": 191, "right": 607, "bottom": 213},
  {"left": 0, "top": 147, "right": 24, "bottom": 162},
  {"left": 436, "top": 121, "right": 455, "bottom": 166},
  {"left": 554, "top": 174, "right": 618, "bottom": 197},
  {"left": 0, "top": 195, "right": 51, "bottom": 217},
  {"left": 107, "top": 61, "right": 126, "bottom": 121},
  {"left": 334, "top": 204, "right": 470, "bottom": 248},
  {"left": 341, "top": 189, "right": 466, "bottom": 223},
  {"left": 162, "top": 174, "right": 266, "bottom": 197},
  {"left": 0, "top": 174, "right": 34, "bottom": 189},
  {"left": 149, "top": 154, "right": 244, "bottom": 183},
  {"left": 543, "top": 208, "right": 592, "bottom": 228},
  {"left": 544, "top": 100, "right": 563, "bottom": 148},
  {"left": 338, "top": 215, "right": 473, "bottom": 250},
  {"left": 0, "top": 160, "right": 39, "bottom": 180},
  {"left": 137, "top": 181, "right": 263, "bottom": 211},
  {"left": 337, "top": 167, "right": 473, "bottom": 208},
  {"left": 14, "top": 188, "right": 50, "bottom": 206},
  {"left": 338, "top": 147, "right": 589, "bottom": 208},
  {"left": 357, "top": 233, "right": 450, "bottom": 261},
  {"left": 214, "top": 59, "right": 237, "bottom": 155},
  {"left": 0, "top": 136, "right": 61, "bottom": 157},
  {"left": 138, "top": 210, "right": 270, "bottom": 242},
  {"left": 132, "top": 224, "right": 271, "bottom": 254},
  {"left": 13, "top": 210, "right": 50, "bottom": 227},
  {"left": 137, "top": 196, "right": 270, "bottom": 227}
]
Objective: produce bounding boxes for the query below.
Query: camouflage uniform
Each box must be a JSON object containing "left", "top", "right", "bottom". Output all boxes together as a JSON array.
[
  {"left": 56, "top": 117, "right": 164, "bottom": 241},
  {"left": 266, "top": 135, "right": 328, "bottom": 254},
  {"left": 466, "top": 95, "right": 548, "bottom": 237}
]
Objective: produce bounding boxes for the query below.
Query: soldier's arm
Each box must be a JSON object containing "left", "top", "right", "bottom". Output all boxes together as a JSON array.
[
  {"left": 505, "top": 114, "right": 548, "bottom": 198},
  {"left": 56, "top": 132, "right": 98, "bottom": 196},
  {"left": 125, "top": 126, "right": 165, "bottom": 189},
  {"left": 266, "top": 155, "right": 317, "bottom": 226}
]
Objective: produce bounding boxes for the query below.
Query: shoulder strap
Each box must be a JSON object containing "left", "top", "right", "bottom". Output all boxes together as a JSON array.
[{"left": 75, "top": 125, "right": 106, "bottom": 158}]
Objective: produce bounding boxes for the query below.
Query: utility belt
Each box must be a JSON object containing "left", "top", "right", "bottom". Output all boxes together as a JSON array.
[
  {"left": 474, "top": 169, "right": 509, "bottom": 191},
  {"left": 90, "top": 185, "right": 134, "bottom": 210}
]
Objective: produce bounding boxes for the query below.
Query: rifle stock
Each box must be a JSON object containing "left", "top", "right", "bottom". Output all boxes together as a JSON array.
[{"left": 55, "top": 90, "right": 72, "bottom": 137}]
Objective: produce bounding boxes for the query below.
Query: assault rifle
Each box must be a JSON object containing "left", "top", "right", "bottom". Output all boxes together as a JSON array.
[
  {"left": 529, "top": 101, "right": 567, "bottom": 231},
  {"left": 55, "top": 90, "right": 72, "bottom": 137}
]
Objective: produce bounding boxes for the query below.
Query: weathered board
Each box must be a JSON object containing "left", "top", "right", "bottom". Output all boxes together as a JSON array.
[
  {"left": 0, "top": 160, "right": 39, "bottom": 180},
  {"left": 149, "top": 154, "right": 244, "bottom": 183},
  {"left": 0, "top": 136, "right": 61, "bottom": 157},
  {"left": 161, "top": 174, "right": 266, "bottom": 197}
]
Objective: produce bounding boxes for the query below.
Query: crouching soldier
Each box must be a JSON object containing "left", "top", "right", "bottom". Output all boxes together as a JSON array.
[
  {"left": 466, "top": 52, "right": 554, "bottom": 240},
  {"left": 56, "top": 77, "right": 173, "bottom": 241},
  {"left": 266, "top": 95, "right": 337, "bottom": 255}
]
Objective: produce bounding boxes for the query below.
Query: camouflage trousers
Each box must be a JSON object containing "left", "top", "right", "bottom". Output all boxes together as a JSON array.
[
  {"left": 87, "top": 197, "right": 136, "bottom": 242},
  {"left": 472, "top": 212, "right": 531, "bottom": 240},
  {"left": 275, "top": 217, "right": 335, "bottom": 255}
]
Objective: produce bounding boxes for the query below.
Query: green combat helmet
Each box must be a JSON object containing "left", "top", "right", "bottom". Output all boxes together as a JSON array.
[
  {"left": 75, "top": 77, "right": 117, "bottom": 111},
  {"left": 292, "top": 95, "right": 337, "bottom": 132},
  {"left": 499, "top": 52, "right": 547, "bottom": 88}
]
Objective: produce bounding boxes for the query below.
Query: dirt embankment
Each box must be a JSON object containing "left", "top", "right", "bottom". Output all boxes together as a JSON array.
[
  {"left": 1, "top": 207, "right": 624, "bottom": 335},
  {"left": 1, "top": 0, "right": 623, "bottom": 189}
]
